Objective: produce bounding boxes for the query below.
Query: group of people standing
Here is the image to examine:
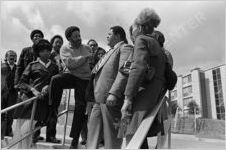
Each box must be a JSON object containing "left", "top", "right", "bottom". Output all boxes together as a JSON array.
[{"left": 1, "top": 7, "right": 175, "bottom": 149}]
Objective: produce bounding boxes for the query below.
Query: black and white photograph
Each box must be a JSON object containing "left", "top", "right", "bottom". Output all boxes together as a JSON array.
[{"left": 0, "top": 0, "right": 225, "bottom": 149}]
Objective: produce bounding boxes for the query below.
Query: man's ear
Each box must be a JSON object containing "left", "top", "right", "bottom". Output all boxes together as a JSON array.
[
  {"left": 115, "top": 34, "right": 121, "bottom": 41},
  {"left": 138, "top": 25, "right": 143, "bottom": 33},
  {"left": 67, "top": 37, "right": 72, "bottom": 42}
]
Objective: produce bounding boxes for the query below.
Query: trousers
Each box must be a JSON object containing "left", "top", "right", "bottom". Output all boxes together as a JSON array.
[
  {"left": 87, "top": 103, "right": 122, "bottom": 149},
  {"left": 49, "top": 73, "right": 89, "bottom": 141}
]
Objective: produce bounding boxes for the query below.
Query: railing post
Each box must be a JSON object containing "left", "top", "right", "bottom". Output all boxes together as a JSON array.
[
  {"left": 29, "top": 98, "right": 38, "bottom": 148},
  {"left": 62, "top": 89, "right": 71, "bottom": 146},
  {"left": 174, "top": 107, "right": 179, "bottom": 132},
  {"left": 168, "top": 91, "right": 172, "bottom": 149},
  {"left": 194, "top": 107, "right": 197, "bottom": 134}
]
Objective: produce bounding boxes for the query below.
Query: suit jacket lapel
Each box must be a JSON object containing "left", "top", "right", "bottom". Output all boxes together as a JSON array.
[
  {"left": 96, "top": 48, "right": 116, "bottom": 72},
  {"left": 94, "top": 42, "right": 124, "bottom": 74}
]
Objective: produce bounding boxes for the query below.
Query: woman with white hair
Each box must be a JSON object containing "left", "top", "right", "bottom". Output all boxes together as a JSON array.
[{"left": 120, "top": 8, "right": 167, "bottom": 148}]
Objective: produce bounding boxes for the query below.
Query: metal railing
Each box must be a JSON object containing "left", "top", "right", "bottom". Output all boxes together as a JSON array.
[
  {"left": 125, "top": 91, "right": 172, "bottom": 149},
  {"left": 2, "top": 89, "right": 172, "bottom": 149},
  {"left": 1, "top": 89, "right": 71, "bottom": 149}
]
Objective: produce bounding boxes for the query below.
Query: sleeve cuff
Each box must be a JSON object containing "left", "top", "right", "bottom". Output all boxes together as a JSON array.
[{"left": 125, "top": 96, "right": 133, "bottom": 103}]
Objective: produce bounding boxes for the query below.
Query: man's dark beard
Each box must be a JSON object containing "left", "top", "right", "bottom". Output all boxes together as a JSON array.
[{"left": 73, "top": 40, "right": 81, "bottom": 47}]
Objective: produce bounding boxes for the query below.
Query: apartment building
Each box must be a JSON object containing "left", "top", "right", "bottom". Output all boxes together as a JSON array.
[{"left": 170, "top": 64, "right": 225, "bottom": 120}]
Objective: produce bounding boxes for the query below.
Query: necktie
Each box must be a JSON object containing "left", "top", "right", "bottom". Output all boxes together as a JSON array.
[{"left": 92, "top": 48, "right": 112, "bottom": 74}]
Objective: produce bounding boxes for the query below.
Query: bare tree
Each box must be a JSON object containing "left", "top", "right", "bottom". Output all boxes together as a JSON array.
[
  {"left": 171, "top": 102, "right": 179, "bottom": 117},
  {"left": 187, "top": 100, "right": 199, "bottom": 115}
]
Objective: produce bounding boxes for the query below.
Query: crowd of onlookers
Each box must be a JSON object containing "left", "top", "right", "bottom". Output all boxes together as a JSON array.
[{"left": 1, "top": 7, "right": 176, "bottom": 149}]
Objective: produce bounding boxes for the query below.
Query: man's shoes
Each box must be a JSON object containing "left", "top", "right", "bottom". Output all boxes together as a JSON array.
[
  {"left": 80, "top": 140, "right": 86, "bottom": 145},
  {"left": 98, "top": 140, "right": 104, "bottom": 148},
  {"left": 36, "top": 136, "right": 44, "bottom": 141},
  {"left": 5, "top": 132, "right": 13, "bottom": 137},
  {"left": 70, "top": 138, "right": 78, "bottom": 149},
  {"left": 70, "top": 145, "right": 78, "bottom": 149},
  {"left": 46, "top": 137, "right": 61, "bottom": 143},
  {"left": 32, "top": 135, "right": 44, "bottom": 143}
]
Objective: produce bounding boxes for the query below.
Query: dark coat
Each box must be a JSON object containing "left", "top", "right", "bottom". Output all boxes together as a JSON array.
[
  {"left": 1, "top": 62, "right": 17, "bottom": 109},
  {"left": 14, "top": 60, "right": 59, "bottom": 123},
  {"left": 123, "top": 34, "right": 166, "bottom": 137},
  {"left": 14, "top": 47, "right": 37, "bottom": 86}
]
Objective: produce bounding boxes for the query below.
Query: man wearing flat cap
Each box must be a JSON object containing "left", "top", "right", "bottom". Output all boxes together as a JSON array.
[
  {"left": 14, "top": 29, "right": 45, "bottom": 143},
  {"left": 49, "top": 26, "right": 92, "bottom": 148}
]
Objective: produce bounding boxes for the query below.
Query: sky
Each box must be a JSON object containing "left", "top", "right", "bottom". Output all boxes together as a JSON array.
[{"left": 0, "top": 0, "right": 225, "bottom": 75}]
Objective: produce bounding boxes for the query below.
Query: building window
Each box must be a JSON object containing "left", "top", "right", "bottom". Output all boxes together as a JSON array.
[
  {"left": 182, "top": 75, "right": 192, "bottom": 85},
  {"left": 183, "top": 86, "right": 192, "bottom": 97},
  {"left": 183, "top": 97, "right": 193, "bottom": 106},
  {"left": 212, "top": 68, "right": 225, "bottom": 120},
  {"left": 170, "top": 90, "right": 177, "bottom": 100}
]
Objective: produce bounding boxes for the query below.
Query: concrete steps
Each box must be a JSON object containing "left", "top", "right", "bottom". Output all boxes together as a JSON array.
[
  {"left": 171, "top": 118, "right": 195, "bottom": 134},
  {"left": 1, "top": 136, "right": 13, "bottom": 148}
]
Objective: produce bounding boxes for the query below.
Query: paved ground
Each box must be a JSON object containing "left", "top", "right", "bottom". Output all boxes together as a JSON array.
[
  {"left": 147, "top": 133, "right": 225, "bottom": 149},
  {"left": 39, "top": 125, "right": 225, "bottom": 149},
  {"left": 2, "top": 131, "right": 225, "bottom": 149}
]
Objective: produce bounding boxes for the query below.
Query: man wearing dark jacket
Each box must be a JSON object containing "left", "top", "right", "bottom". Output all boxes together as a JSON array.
[
  {"left": 1, "top": 50, "right": 17, "bottom": 139},
  {"left": 14, "top": 29, "right": 44, "bottom": 86}
]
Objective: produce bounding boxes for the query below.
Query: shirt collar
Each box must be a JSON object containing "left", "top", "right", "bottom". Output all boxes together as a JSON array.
[
  {"left": 37, "top": 57, "right": 51, "bottom": 68},
  {"left": 113, "top": 41, "right": 124, "bottom": 49},
  {"left": 7, "top": 61, "right": 14, "bottom": 70}
]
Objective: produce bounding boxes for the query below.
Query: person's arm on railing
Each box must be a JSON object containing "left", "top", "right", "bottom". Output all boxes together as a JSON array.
[{"left": 18, "top": 63, "right": 41, "bottom": 97}]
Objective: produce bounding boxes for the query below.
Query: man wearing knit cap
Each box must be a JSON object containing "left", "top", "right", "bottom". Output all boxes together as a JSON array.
[
  {"left": 49, "top": 26, "right": 92, "bottom": 148},
  {"left": 14, "top": 29, "right": 45, "bottom": 143}
]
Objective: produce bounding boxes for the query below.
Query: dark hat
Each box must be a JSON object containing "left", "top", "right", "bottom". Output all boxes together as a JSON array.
[
  {"left": 32, "top": 39, "right": 52, "bottom": 57},
  {"left": 50, "top": 35, "right": 63, "bottom": 46},
  {"left": 87, "top": 39, "right": 98, "bottom": 46},
  {"left": 65, "top": 26, "right": 80, "bottom": 40},
  {"left": 30, "top": 29, "right": 44, "bottom": 40}
]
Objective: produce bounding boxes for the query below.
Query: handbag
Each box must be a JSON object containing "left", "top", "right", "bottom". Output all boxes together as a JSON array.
[
  {"left": 144, "top": 63, "right": 155, "bottom": 82},
  {"left": 119, "top": 49, "right": 155, "bottom": 81},
  {"left": 119, "top": 51, "right": 134, "bottom": 76},
  {"left": 164, "top": 60, "right": 177, "bottom": 90}
]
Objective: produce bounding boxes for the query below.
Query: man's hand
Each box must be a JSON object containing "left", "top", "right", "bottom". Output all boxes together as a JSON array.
[
  {"left": 106, "top": 94, "right": 117, "bottom": 106},
  {"left": 41, "top": 85, "right": 49, "bottom": 94},
  {"left": 121, "top": 98, "right": 133, "bottom": 120},
  {"left": 31, "top": 88, "right": 41, "bottom": 98}
]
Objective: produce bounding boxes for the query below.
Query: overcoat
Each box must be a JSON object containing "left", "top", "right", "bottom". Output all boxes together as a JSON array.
[{"left": 123, "top": 34, "right": 167, "bottom": 137}]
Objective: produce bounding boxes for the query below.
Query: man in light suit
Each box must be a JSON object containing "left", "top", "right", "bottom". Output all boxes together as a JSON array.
[{"left": 86, "top": 26, "right": 133, "bottom": 149}]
